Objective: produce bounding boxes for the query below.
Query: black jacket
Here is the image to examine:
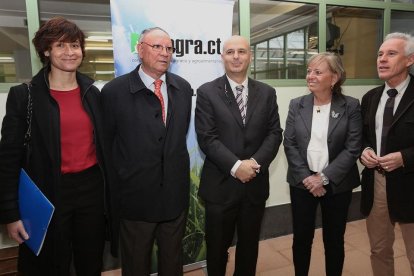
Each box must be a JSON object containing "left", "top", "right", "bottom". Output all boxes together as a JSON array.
[
  {"left": 195, "top": 75, "right": 283, "bottom": 205},
  {"left": 361, "top": 75, "right": 414, "bottom": 222},
  {"left": 101, "top": 65, "right": 192, "bottom": 255},
  {"left": 0, "top": 67, "right": 108, "bottom": 272}
]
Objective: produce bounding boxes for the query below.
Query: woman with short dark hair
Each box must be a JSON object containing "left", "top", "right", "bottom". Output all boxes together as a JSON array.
[{"left": 0, "top": 17, "right": 108, "bottom": 275}]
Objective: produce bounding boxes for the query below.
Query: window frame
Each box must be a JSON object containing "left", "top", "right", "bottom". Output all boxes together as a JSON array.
[{"left": 2, "top": 0, "right": 414, "bottom": 92}]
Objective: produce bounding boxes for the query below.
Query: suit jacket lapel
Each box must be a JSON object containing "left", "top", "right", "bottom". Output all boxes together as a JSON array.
[
  {"left": 165, "top": 72, "right": 178, "bottom": 127},
  {"left": 298, "top": 94, "right": 313, "bottom": 135},
  {"left": 245, "top": 78, "right": 259, "bottom": 125},
  {"left": 392, "top": 75, "right": 414, "bottom": 127},
  {"left": 218, "top": 76, "right": 244, "bottom": 128},
  {"left": 328, "top": 94, "right": 346, "bottom": 137}
]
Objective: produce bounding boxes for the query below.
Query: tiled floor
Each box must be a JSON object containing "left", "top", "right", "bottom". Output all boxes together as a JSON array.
[{"left": 102, "top": 219, "right": 412, "bottom": 276}]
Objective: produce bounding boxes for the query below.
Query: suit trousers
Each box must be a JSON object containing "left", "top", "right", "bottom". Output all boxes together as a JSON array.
[
  {"left": 204, "top": 198, "right": 265, "bottom": 276},
  {"left": 59, "top": 164, "right": 105, "bottom": 276},
  {"left": 290, "top": 185, "right": 352, "bottom": 276},
  {"left": 366, "top": 171, "right": 414, "bottom": 276},
  {"left": 17, "top": 165, "right": 105, "bottom": 276},
  {"left": 119, "top": 209, "right": 187, "bottom": 276}
]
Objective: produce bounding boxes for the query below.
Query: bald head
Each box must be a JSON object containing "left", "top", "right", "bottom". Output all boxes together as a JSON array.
[
  {"left": 222, "top": 35, "right": 250, "bottom": 52},
  {"left": 221, "top": 35, "right": 252, "bottom": 83}
]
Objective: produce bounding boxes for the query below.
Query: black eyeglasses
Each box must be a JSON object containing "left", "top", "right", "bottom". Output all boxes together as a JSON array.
[{"left": 141, "top": 42, "right": 174, "bottom": 54}]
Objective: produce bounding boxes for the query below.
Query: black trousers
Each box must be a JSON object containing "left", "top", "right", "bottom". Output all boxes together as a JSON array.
[
  {"left": 18, "top": 164, "right": 105, "bottom": 276},
  {"left": 205, "top": 199, "right": 265, "bottom": 276},
  {"left": 290, "top": 185, "right": 352, "bottom": 276},
  {"left": 119, "top": 209, "right": 188, "bottom": 276}
]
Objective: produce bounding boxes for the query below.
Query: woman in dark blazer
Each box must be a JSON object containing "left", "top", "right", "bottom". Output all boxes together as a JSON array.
[
  {"left": 284, "top": 52, "right": 362, "bottom": 276},
  {"left": 0, "top": 17, "right": 107, "bottom": 275}
]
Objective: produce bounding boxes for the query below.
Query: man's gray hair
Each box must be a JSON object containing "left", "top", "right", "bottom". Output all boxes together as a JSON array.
[
  {"left": 138, "top": 27, "right": 170, "bottom": 43},
  {"left": 384, "top": 32, "right": 414, "bottom": 56}
]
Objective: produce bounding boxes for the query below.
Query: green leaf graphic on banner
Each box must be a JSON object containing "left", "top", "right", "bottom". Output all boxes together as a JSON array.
[{"left": 130, "top": 33, "right": 140, "bottom": 53}]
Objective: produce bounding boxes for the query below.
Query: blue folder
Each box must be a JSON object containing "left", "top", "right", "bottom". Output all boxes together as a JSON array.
[{"left": 18, "top": 169, "right": 55, "bottom": 256}]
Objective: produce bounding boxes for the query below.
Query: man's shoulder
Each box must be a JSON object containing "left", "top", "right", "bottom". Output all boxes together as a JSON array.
[
  {"left": 199, "top": 76, "right": 222, "bottom": 89},
  {"left": 362, "top": 85, "right": 383, "bottom": 100},
  {"left": 167, "top": 71, "right": 191, "bottom": 87},
  {"left": 102, "top": 72, "right": 132, "bottom": 91},
  {"left": 249, "top": 78, "right": 274, "bottom": 91}
]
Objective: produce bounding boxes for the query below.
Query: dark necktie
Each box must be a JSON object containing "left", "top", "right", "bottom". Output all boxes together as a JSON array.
[
  {"left": 380, "top": 89, "right": 398, "bottom": 156},
  {"left": 235, "top": 85, "right": 246, "bottom": 124}
]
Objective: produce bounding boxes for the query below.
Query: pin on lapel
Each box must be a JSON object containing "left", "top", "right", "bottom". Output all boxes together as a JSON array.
[{"left": 331, "top": 111, "right": 339, "bottom": 118}]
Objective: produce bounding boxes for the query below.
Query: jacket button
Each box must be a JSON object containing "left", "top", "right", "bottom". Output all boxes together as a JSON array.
[
  {"left": 158, "top": 137, "right": 163, "bottom": 142},
  {"left": 155, "top": 113, "right": 159, "bottom": 118}
]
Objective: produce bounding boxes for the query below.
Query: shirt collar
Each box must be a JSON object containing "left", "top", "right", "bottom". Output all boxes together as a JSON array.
[
  {"left": 138, "top": 65, "right": 167, "bottom": 90},
  {"left": 226, "top": 75, "right": 248, "bottom": 94},
  {"left": 384, "top": 74, "right": 410, "bottom": 97}
]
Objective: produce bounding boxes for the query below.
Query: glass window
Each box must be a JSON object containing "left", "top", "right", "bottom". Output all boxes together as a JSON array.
[
  {"left": 391, "top": 10, "right": 414, "bottom": 75},
  {"left": 0, "top": 0, "right": 32, "bottom": 83},
  {"left": 233, "top": 0, "right": 239, "bottom": 35},
  {"left": 391, "top": 10, "right": 414, "bottom": 35},
  {"left": 250, "top": 1, "right": 317, "bottom": 80},
  {"left": 38, "top": 0, "right": 113, "bottom": 81},
  {"left": 327, "top": 6, "right": 383, "bottom": 79}
]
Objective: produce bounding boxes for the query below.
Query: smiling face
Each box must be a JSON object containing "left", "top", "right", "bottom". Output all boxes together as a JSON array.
[
  {"left": 137, "top": 29, "right": 173, "bottom": 79},
  {"left": 45, "top": 40, "right": 83, "bottom": 73},
  {"left": 377, "top": 38, "right": 414, "bottom": 87},
  {"left": 306, "top": 60, "right": 338, "bottom": 95},
  {"left": 221, "top": 36, "right": 252, "bottom": 81}
]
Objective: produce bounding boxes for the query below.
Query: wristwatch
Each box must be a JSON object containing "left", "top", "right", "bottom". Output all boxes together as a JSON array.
[{"left": 320, "top": 172, "right": 329, "bottom": 185}]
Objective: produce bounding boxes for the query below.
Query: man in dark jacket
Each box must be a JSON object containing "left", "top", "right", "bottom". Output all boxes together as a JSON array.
[
  {"left": 195, "top": 35, "right": 282, "bottom": 276},
  {"left": 101, "top": 27, "right": 192, "bottom": 275},
  {"left": 360, "top": 32, "right": 414, "bottom": 276}
]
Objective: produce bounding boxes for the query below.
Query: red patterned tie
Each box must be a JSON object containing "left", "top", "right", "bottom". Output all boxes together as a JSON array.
[{"left": 154, "top": 79, "right": 166, "bottom": 124}]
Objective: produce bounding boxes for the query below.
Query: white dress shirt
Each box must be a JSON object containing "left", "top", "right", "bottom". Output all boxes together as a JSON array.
[
  {"left": 307, "top": 103, "right": 330, "bottom": 173},
  {"left": 226, "top": 76, "right": 251, "bottom": 177}
]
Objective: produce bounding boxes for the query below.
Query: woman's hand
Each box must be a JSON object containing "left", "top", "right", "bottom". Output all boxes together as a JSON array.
[{"left": 6, "top": 220, "right": 29, "bottom": 244}]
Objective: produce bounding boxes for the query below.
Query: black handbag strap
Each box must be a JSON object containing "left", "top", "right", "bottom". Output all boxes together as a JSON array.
[{"left": 24, "top": 83, "right": 33, "bottom": 147}]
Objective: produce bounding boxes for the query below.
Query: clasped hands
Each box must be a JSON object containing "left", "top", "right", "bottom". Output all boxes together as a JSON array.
[
  {"left": 235, "top": 159, "right": 261, "bottom": 183},
  {"left": 360, "top": 149, "right": 403, "bottom": 173},
  {"left": 303, "top": 174, "right": 326, "bottom": 197}
]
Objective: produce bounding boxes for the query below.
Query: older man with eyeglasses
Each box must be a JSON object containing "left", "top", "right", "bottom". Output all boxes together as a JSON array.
[{"left": 101, "top": 27, "right": 193, "bottom": 276}]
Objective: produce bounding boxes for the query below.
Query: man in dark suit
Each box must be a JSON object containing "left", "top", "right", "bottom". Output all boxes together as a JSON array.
[
  {"left": 360, "top": 32, "right": 414, "bottom": 276},
  {"left": 101, "top": 27, "right": 192, "bottom": 276},
  {"left": 195, "top": 35, "right": 283, "bottom": 276}
]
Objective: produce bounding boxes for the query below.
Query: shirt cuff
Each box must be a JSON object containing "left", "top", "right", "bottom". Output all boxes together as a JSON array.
[
  {"left": 231, "top": 160, "right": 242, "bottom": 178},
  {"left": 363, "top": 147, "right": 375, "bottom": 154},
  {"left": 250, "top": 158, "right": 260, "bottom": 173}
]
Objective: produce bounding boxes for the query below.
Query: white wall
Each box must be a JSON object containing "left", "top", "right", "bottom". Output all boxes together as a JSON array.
[{"left": 0, "top": 84, "right": 377, "bottom": 208}]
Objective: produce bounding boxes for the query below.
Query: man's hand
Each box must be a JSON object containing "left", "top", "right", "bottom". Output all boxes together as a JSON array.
[
  {"left": 7, "top": 220, "right": 29, "bottom": 244},
  {"left": 310, "top": 186, "right": 327, "bottom": 197},
  {"left": 235, "top": 160, "right": 260, "bottom": 183},
  {"left": 303, "top": 174, "right": 324, "bottom": 194},
  {"left": 377, "top": 152, "right": 404, "bottom": 172},
  {"left": 361, "top": 148, "right": 379, "bottom": 168}
]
